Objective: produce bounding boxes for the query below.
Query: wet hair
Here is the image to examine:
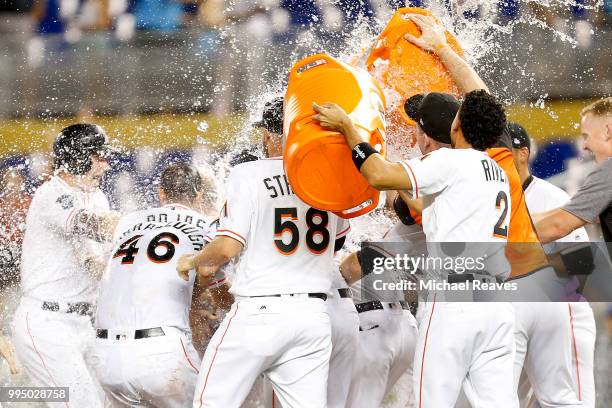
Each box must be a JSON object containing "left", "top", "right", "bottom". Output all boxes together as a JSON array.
[
  {"left": 159, "top": 163, "right": 203, "bottom": 202},
  {"left": 458, "top": 90, "right": 507, "bottom": 151},
  {"left": 580, "top": 97, "right": 612, "bottom": 118}
]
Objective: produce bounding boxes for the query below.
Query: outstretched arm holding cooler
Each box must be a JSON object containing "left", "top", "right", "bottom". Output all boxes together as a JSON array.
[
  {"left": 404, "top": 14, "right": 488, "bottom": 94},
  {"left": 313, "top": 102, "right": 457, "bottom": 199},
  {"left": 312, "top": 102, "right": 412, "bottom": 191}
]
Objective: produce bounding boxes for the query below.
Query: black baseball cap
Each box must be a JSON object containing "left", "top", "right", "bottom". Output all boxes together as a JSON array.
[
  {"left": 508, "top": 122, "right": 531, "bottom": 150},
  {"left": 404, "top": 92, "right": 460, "bottom": 144},
  {"left": 253, "top": 97, "right": 284, "bottom": 135}
]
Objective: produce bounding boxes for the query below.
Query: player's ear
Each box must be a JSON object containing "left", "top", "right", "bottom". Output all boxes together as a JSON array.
[
  {"left": 423, "top": 134, "right": 432, "bottom": 151},
  {"left": 520, "top": 147, "right": 530, "bottom": 165},
  {"left": 158, "top": 188, "right": 167, "bottom": 204}
]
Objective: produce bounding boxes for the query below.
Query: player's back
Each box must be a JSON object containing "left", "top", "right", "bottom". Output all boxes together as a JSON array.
[
  {"left": 96, "top": 205, "right": 211, "bottom": 330},
  {"left": 408, "top": 148, "right": 511, "bottom": 243},
  {"left": 219, "top": 158, "right": 349, "bottom": 297},
  {"left": 487, "top": 147, "right": 549, "bottom": 277}
]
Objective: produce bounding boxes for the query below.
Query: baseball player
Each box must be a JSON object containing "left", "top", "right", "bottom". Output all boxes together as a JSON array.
[
  {"left": 253, "top": 97, "right": 358, "bottom": 408},
  {"left": 399, "top": 90, "right": 581, "bottom": 407},
  {"left": 404, "top": 14, "right": 566, "bottom": 303},
  {"left": 176, "top": 100, "right": 350, "bottom": 408},
  {"left": 339, "top": 199, "right": 421, "bottom": 408},
  {"left": 314, "top": 89, "right": 517, "bottom": 407},
  {"left": 12, "top": 124, "right": 119, "bottom": 408},
  {"left": 511, "top": 124, "right": 596, "bottom": 408},
  {"left": 91, "top": 163, "right": 215, "bottom": 407}
]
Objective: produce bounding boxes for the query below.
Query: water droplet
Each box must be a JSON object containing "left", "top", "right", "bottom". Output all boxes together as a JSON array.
[{"left": 197, "top": 121, "right": 209, "bottom": 133}]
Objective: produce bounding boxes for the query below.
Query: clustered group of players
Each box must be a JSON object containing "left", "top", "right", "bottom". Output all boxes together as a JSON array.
[{"left": 2, "top": 13, "right": 611, "bottom": 408}]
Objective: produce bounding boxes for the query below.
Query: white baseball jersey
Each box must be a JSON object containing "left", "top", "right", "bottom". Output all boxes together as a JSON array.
[
  {"left": 215, "top": 158, "right": 350, "bottom": 296},
  {"left": 523, "top": 176, "right": 589, "bottom": 253},
  {"left": 20, "top": 175, "right": 110, "bottom": 303},
  {"left": 400, "top": 148, "right": 511, "bottom": 243},
  {"left": 95, "top": 204, "right": 213, "bottom": 330}
]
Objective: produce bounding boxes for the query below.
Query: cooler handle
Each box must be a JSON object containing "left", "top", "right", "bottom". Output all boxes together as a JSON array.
[{"left": 289, "top": 54, "right": 345, "bottom": 83}]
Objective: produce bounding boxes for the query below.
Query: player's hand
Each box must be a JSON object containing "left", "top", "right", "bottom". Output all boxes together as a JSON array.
[
  {"left": 404, "top": 14, "right": 448, "bottom": 54},
  {"left": 312, "top": 102, "right": 352, "bottom": 133},
  {"left": 177, "top": 254, "right": 197, "bottom": 281},
  {"left": 195, "top": 265, "right": 219, "bottom": 280}
]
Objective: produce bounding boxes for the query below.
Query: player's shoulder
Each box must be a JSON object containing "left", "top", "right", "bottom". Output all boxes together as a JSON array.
[
  {"left": 229, "top": 157, "right": 283, "bottom": 182},
  {"left": 411, "top": 147, "right": 451, "bottom": 163},
  {"left": 235, "top": 156, "right": 283, "bottom": 169},
  {"left": 430, "top": 147, "right": 486, "bottom": 167},
  {"left": 228, "top": 159, "right": 260, "bottom": 180},
  {"left": 113, "top": 208, "right": 152, "bottom": 237},
  {"left": 430, "top": 147, "right": 479, "bottom": 160},
  {"left": 32, "top": 176, "right": 65, "bottom": 198},
  {"left": 30, "top": 176, "right": 73, "bottom": 209},
  {"left": 531, "top": 176, "right": 569, "bottom": 200},
  {"left": 117, "top": 208, "right": 152, "bottom": 224},
  {"left": 171, "top": 205, "right": 211, "bottom": 223}
]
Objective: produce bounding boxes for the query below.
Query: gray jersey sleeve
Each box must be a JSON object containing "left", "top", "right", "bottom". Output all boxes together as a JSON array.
[{"left": 563, "top": 158, "right": 612, "bottom": 223}]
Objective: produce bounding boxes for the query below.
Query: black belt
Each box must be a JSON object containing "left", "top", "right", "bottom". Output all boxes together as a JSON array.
[
  {"left": 250, "top": 293, "right": 328, "bottom": 301},
  {"left": 96, "top": 327, "right": 165, "bottom": 340},
  {"left": 355, "top": 300, "right": 409, "bottom": 314},
  {"left": 42, "top": 301, "right": 93, "bottom": 316},
  {"left": 337, "top": 288, "right": 352, "bottom": 298}
]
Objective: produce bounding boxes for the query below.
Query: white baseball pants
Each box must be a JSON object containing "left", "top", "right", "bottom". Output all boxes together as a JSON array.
[
  {"left": 261, "top": 293, "right": 359, "bottom": 408},
  {"left": 413, "top": 301, "right": 518, "bottom": 408},
  {"left": 90, "top": 326, "right": 200, "bottom": 408},
  {"left": 346, "top": 305, "right": 418, "bottom": 408},
  {"left": 193, "top": 296, "right": 332, "bottom": 408},
  {"left": 516, "top": 302, "right": 596, "bottom": 408},
  {"left": 11, "top": 297, "right": 104, "bottom": 408}
]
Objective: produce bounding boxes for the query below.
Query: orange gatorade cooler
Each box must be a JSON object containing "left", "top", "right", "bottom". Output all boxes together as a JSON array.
[
  {"left": 284, "top": 54, "right": 386, "bottom": 219},
  {"left": 365, "top": 7, "right": 463, "bottom": 148}
]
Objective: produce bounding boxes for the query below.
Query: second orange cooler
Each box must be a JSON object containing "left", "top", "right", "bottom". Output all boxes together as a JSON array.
[{"left": 283, "top": 54, "right": 387, "bottom": 219}]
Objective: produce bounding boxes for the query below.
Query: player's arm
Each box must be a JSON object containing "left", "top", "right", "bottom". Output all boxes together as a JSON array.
[
  {"left": 189, "top": 278, "right": 217, "bottom": 354},
  {"left": 404, "top": 15, "right": 489, "bottom": 94},
  {"left": 68, "top": 209, "right": 120, "bottom": 243},
  {"left": 397, "top": 191, "right": 423, "bottom": 214},
  {"left": 177, "top": 236, "right": 243, "bottom": 282},
  {"left": 340, "top": 252, "right": 363, "bottom": 285},
  {"left": 313, "top": 102, "right": 412, "bottom": 191},
  {"left": 82, "top": 255, "right": 109, "bottom": 280},
  {"left": 340, "top": 245, "right": 395, "bottom": 285},
  {"left": 533, "top": 208, "right": 587, "bottom": 244},
  {"left": 209, "top": 283, "right": 234, "bottom": 311}
]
